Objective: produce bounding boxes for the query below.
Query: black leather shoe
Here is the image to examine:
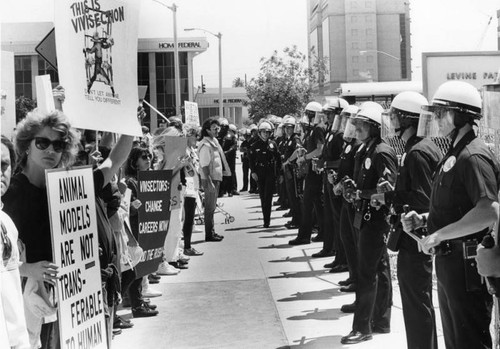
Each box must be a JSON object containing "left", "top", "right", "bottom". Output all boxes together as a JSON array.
[
  {"left": 311, "top": 249, "right": 335, "bottom": 258},
  {"left": 340, "top": 331, "right": 372, "bottom": 344},
  {"left": 113, "top": 317, "right": 134, "bottom": 329},
  {"left": 285, "top": 222, "right": 300, "bottom": 229},
  {"left": 169, "top": 261, "right": 188, "bottom": 270},
  {"left": 132, "top": 305, "right": 159, "bottom": 318},
  {"left": 147, "top": 277, "right": 159, "bottom": 284},
  {"left": 324, "top": 261, "right": 336, "bottom": 268},
  {"left": 311, "top": 235, "right": 323, "bottom": 242},
  {"left": 214, "top": 233, "right": 224, "bottom": 239},
  {"left": 232, "top": 191, "right": 240, "bottom": 195},
  {"left": 340, "top": 283, "right": 357, "bottom": 293},
  {"left": 340, "top": 302, "right": 356, "bottom": 313},
  {"left": 149, "top": 273, "right": 161, "bottom": 280},
  {"left": 329, "top": 264, "right": 349, "bottom": 273},
  {"left": 206, "top": 235, "right": 223, "bottom": 242},
  {"left": 288, "top": 238, "right": 311, "bottom": 246},
  {"left": 282, "top": 211, "right": 293, "bottom": 218},
  {"left": 338, "top": 278, "right": 353, "bottom": 286},
  {"left": 372, "top": 325, "right": 391, "bottom": 334},
  {"left": 276, "top": 206, "right": 288, "bottom": 211},
  {"left": 143, "top": 301, "right": 157, "bottom": 310},
  {"left": 263, "top": 223, "right": 270, "bottom": 228}
]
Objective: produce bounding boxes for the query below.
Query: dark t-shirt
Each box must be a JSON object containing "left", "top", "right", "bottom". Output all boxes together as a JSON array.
[{"left": 3, "top": 169, "right": 114, "bottom": 267}]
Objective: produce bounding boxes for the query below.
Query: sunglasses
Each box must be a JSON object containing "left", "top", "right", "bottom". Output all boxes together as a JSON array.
[
  {"left": 141, "top": 153, "right": 152, "bottom": 161},
  {"left": 1, "top": 221, "right": 12, "bottom": 263},
  {"left": 34, "top": 137, "right": 67, "bottom": 153}
]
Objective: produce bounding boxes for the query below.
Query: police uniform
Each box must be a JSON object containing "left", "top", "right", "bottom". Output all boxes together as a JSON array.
[
  {"left": 222, "top": 132, "right": 238, "bottom": 195},
  {"left": 249, "top": 137, "right": 281, "bottom": 227},
  {"left": 320, "top": 125, "right": 345, "bottom": 257},
  {"left": 352, "top": 137, "right": 397, "bottom": 335},
  {"left": 383, "top": 135, "right": 441, "bottom": 349},
  {"left": 248, "top": 134, "right": 260, "bottom": 193},
  {"left": 282, "top": 133, "right": 303, "bottom": 226},
  {"left": 240, "top": 137, "right": 251, "bottom": 191},
  {"left": 428, "top": 130, "right": 499, "bottom": 349},
  {"left": 275, "top": 135, "right": 288, "bottom": 208},
  {"left": 295, "top": 125, "right": 325, "bottom": 242},
  {"left": 335, "top": 139, "right": 363, "bottom": 285}
]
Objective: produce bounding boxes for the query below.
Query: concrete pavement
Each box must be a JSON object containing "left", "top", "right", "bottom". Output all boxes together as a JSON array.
[{"left": 113, "top": 163, "right": 445, "bottom": 349}]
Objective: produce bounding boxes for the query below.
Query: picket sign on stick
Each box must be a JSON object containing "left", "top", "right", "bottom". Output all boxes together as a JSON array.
[
  {"left": 142, "top": 99, "right": 170, "bottom": 124},
  {"left": 35, "top": 75, "right": 56, "bottom": 113},
  {"left": 54, "top": 0, "right": 142, "bottom": 136}
]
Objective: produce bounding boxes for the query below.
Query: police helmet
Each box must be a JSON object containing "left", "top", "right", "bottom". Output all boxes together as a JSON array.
[
  {"left": 283, "top": 116, "right": 297, "bottom": 127},
  {"left": 352, "top": 107, "right": 382, "bottom": 127},
  {"left": 323, "top": 97, "right": 349, "bottom": 114},
  {"left": 258, "top": 120, "right": 273, "bottom": 131},
  {"left": 431, "top": 81, "right": 482, "bottom": 119}
]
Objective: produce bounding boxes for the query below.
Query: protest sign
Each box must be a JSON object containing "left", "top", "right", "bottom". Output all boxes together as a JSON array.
[
  {"left": 135, "top": 170, "right": 173, "bottom": 278},
  {"left": 46, "top": 166, "right": 106, "bottom": 349},
  {"left": 184, "top": 101, "right": 200, "bottom": 127},
  {"left": 35, "top": 75, "right": 56, "bottom": 114},
  {"left": 54, "top": 0, "right": 142, "bottom": 136}
]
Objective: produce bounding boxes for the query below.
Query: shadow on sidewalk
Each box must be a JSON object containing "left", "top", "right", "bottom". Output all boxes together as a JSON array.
[
  {"left": 260, "top": 233, "right": 297, "bottom": 239},
  {"left": 276, "top": 335, "right": 343, "bottom": 348},
  {"left": 268, "top": 255, "right": 313, "bottom": 263},
  {"left": 277, "top": 287, "right": 344, "bottom": 302},
  {"left": 268, "top": 270, "right": 329, "bottom": 279},
  {"left": 287, "top": 308, "right": 350, "bottom": 321},
  {"left": 259, "top": 243, "right": 295, "bottom": 250}
]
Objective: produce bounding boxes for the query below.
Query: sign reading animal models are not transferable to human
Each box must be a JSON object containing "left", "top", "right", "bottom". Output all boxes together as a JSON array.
[
  {"left": 135, "top": 170, "right": 173, "bottom": 278},
  {"left": 54, "top": 0, "right": 142, "bottom": 136},
  {"left": 45, "top": 166, "right": 106, "bottom": 349}
]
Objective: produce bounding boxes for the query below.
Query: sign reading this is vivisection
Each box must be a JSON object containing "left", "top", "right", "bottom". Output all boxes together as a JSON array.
[
  {"left": 46, "top": 166, "right": 107, "bottom": 349},
  {"left": 135, "top": 170, "right": 173, "bottom": 278}
]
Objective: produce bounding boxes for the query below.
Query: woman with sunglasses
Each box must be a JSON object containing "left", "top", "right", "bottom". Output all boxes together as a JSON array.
[
  {"left": 249, "top": 120, "right": 281, "bottom": 228},
  {"left": 2, "top": 109, "right": 79, "bottom": 348},
  {"left": 1, "top": 135, "right": 30, "bottom": 349},
  {"left": 123, "top": 146, "right": 160, "bottom": 318}
]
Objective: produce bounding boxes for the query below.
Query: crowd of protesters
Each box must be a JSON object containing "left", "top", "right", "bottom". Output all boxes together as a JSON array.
[{"left": 0, "top": 87, "right": 237, "bottom": 348}]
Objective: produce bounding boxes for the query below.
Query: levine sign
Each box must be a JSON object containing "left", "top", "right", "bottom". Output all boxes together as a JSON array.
[{"left": 422, "top": 51, "right": 500, "bottom": 100}]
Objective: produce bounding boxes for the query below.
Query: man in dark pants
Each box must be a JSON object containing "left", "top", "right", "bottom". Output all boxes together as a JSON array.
[
  {"left": 371, "top": 91, "right": 441, "bottom": 349},
  {"left": 248, "top": 124, "right": 259, "bottom": 193},
  {"left": 239, "top": 129, "right": 251, "bottom": 192},
  {"left": 280, "top": 116, "right": 303, "bottom": 229},
  {"left": 222, "top": 124, "right": 239, "bottom": 196},
  {"left": 341, "top": 106, "right": 397, "bottom": 345},
  {"left": 249, "top": 120, "right": 281, "bottom": 228},
  {"left": 403, "top": 81, "right": 500, "bottom": 349},
  {"left": 313, "top": 99, "right": 348, "bottom": 263},
  {"left": 289, "top": 101, "right": 325, "bottom": 245}
]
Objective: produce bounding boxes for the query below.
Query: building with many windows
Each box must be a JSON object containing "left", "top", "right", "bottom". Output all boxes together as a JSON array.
[
  {"left": 1, "top": 21, "right": 248, "bottom": 134},
  {"left": 308, "top": 0, "right": 412, "bottom": 96}
]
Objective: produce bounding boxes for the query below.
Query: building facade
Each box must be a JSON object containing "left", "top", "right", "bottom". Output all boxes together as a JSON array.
[{"left": 308, "top": 0, "right": 412, "bottom": 96}]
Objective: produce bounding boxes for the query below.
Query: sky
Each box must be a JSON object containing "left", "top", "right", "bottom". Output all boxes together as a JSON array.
[{"left": 1, "top": 0, "right": 500, "bottom": 88}]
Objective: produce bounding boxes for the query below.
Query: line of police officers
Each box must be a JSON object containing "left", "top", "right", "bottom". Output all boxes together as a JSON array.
[{"left": 245, "top": 79, "right": 500, "bottom": 348}]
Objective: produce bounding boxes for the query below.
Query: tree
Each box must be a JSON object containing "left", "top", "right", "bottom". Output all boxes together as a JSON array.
[
  {"left": 244, "top": 46, "right": 327, "bottom": 122},
  {"left": 15, "top": 96, "right": 37, "bottom": 123},
  {"left": 232, "top": 77, "right": 245, "bottom": 88}
]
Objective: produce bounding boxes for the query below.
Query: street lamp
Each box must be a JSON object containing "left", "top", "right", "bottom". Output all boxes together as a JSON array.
[
  {"left": 153, "top": 0, "right": 181, "bottom": 116},
  {"left": 185, "top": 27, "right": 223, "bottom": 118},
  {"left": 359, "top": 50, "right": 400, "bottom": 61}
]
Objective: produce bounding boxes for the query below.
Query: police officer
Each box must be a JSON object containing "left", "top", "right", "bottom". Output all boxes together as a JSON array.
[
  {"left": 280, "top": 116, "right": 303, "bottom": 229},
  {"left": 248, "top": 124, "right": 259, "bottom": 193},
  {"left": 289, "top": 101, "right": 325, "bottom": 245},
  {"left": 249, "top": 120, "right": 281, "bottom": 228},
  {"left": 341, "top": 106, "right": 397, "bottom": 345},
  {"left": 239, "top": 128, "right": 251, "bottom": 192},
  {"left": 222, "top": 124, "right": 239, "bottom": 196},
  {"left": 371, "top": 91, "right": 441, "bottom": 349},
  {"left": 313, "top": 98, "right": 349, "bottom": 262},
  {"left": 402, "top": 81, "right": 500, "bottom": 349},
  {"left": 273, "top": 118, "right": 289, "bottom": 211}
]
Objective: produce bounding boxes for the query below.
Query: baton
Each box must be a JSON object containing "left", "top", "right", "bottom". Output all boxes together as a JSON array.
[
  {"left": 402, "top": 205, "right": 424, "bottom": 245},
  {"left": 481, "top": 234, "right": 500, "bottom": 348}
]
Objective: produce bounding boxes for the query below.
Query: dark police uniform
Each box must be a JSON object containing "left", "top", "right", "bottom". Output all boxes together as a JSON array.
[
  {"left": 352, "top": 137, "right": 397, "bottom": 335},
  {"left": 320, "top": 125, "right": 345, "bottom": 257},
  {"left": 295, "top": 125, "right": 325, "bottom": 241},
  {"left": 282, "top": 132, "right": 303, "bottom": 226},
  {"left": 275, "top": 135, "right": 288, "bottom": 208},
  {"left": 222, "top": 132, "right": 238, "bottom": 195},
  {"left": 428, "top": 130, "right": 499, "bottom": 349},
  {"left": 383, "top": 135, "right": 442, "bottom": 349},
  {"left": 240, "top": 136, "right": 251, "bottom": 191},
  {"left": 335, "top": 139, "right": 363, "bottom": 285},
  {"left": 249, "top": 137, "right": 281, "bottom": 227},
  {"left": 248, "top": 134, "right": 260, "bottom": 193}
]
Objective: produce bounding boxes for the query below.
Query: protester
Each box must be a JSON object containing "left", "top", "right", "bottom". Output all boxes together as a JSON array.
[
  {"left": 0, "top": 135, "right": 30, "bottom": 349},
  {"left": 198, "top": 117, "right": 231, "bottom": 241},
  {"left": 124, "top": 146, "right": 160, "bottom": 317}
]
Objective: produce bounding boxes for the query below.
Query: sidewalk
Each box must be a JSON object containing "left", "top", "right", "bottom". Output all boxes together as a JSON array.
[{"left": 114, "top": 163, "right": 445, "bottom": 348}]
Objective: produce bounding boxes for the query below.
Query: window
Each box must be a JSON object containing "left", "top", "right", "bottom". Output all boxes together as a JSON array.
[
  {"left": 353, "top": 69, "right": 359, "bottom": 76},
  {"left": 365, "top": 15, "right": 372, "bottom": 22},
  {"left": 352, "top": 42, "right": 359, "bottom": 49},
  {"left": 365, "top": 1, "right": 372, "bottom": 8},
  {"left": 351, "top": 29, "right": 358, "bottom": 36},
  {"left": 366, "top": 55, "right": 374, "bottom": 63},
  {"left": 366, "top": 42, "right": 374, "bottom": 49},
  {"left": 351, "top": 16, "right": 357, "bottom": 23},
  {"left": 350, "top": 1, "right": 358, "bottom": 9},
  {"left": 352, "top": 56, "right": 359, "bottom": 63},
  {"left": 366, "top": 28, "right": 373, "bottom": 36}
]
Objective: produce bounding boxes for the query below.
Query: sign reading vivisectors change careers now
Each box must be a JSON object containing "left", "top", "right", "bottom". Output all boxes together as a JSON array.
[
  {"left": 54, "top": 0, "right": 142, "bottom": 136},
  {"left": 134, "top": 170, "right": 173, "bottom": 278},
  {"left": 45, "top": 166, "right": 107, "bottom": 349},
  {"left": 184, "top": 101, "right": 200, "bottom": 127}
]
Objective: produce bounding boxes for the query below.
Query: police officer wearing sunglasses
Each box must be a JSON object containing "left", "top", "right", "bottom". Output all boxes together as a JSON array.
[
  {"left": 402, "top": 81, "right": 500, "bottom": 349},
  {"left": 249, "top": 120, "right": 281, "bottom": 228}
]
